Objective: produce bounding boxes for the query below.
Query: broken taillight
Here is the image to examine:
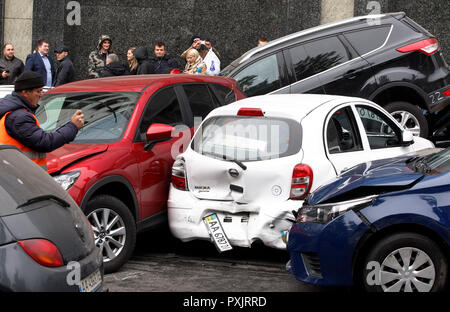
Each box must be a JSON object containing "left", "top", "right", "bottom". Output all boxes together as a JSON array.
[
  {"left": 171, "top": 158, "right": 188, "bottom": 191},
  {"left": 289, "top": 164, "right": 313, "bottom": 200},
  {"left": 396, "top": 38, "right": 439, "bottom": 56}
]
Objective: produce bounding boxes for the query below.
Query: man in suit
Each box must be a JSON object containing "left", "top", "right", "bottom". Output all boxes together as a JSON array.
[{"left": 25, "top": 39, "right": 55, "bottom": 87}]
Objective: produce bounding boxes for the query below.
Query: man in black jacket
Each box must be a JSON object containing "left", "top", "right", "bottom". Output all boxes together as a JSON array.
[
  {"left": 0, "top": 43, "right": 24, "bottom": 85},
  {"left": 0, "top": 71, "right": 84, "bottom": 169},
  {"left": 150, "top": 42, "right": 179, "bottom": 74},
  {"left": 54, "top": 45, "right": 75, "bottom": 86}
]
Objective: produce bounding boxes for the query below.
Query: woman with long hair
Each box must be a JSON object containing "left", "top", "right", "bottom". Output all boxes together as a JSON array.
[
  {"left": 127, "top": 47, "right": 138, "bottom": 75},
  {"left": 184, "top": 48, "right": 206, "bottom": 75}
]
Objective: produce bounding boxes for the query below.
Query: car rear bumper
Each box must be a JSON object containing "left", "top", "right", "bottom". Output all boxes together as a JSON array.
[
  {"left": 168, "top": 186, "right": 299, "bottom": 249},
  {"left": 0, "top": 242, "right": 103, "bottom": 292},
  {"left": 287, "top": 210, "right": 370, "bottom": 287}
]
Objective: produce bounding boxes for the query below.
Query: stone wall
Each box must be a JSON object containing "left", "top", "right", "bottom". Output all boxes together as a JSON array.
[{"left": 26, "top": 0, "right": 450, "bottom": 81}]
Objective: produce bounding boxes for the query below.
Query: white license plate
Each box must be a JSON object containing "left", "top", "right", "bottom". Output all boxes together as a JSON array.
[
  {"left": 79, "top": 268, "right": 102, "bottom": 292},
  {"left": 203, "top": 213, "right": 233, "bottom": 252}
]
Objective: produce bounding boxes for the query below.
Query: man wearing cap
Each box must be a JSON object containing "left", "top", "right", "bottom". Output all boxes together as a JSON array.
[
  {"left": 88, "top": 35, "right": 113, "bottom": 78},
  {"left": 0, "top": 71, "right": 84, "bottom": 170},
  {"left": 24, "top": 39, "right": 55, "bottom": 87},
  {"left": 54, "top": 45, "right": 75, "bottom": 86}
]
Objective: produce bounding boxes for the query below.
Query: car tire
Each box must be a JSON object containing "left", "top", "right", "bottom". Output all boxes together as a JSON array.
[
  {"left": 85, "top": 195, "right": 136, "bottom": 274},
  {"left": 362, "top": 232, "right": 448, "bottom": 292},
  {"left": 384, "top": 102, "right": 428, "bottom": 138}
]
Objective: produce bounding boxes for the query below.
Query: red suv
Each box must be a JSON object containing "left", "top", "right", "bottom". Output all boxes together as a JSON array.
[{"left": 35, "top": 75, "right": 245, "bottom": 273}]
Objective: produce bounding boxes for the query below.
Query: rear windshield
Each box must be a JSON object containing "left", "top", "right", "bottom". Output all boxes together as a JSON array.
[
  {"left": 35, "top": 91, "right": 140, "bottom": 144},
  {"left": 191, "top": 116, "right": 301, "bottom": 161},
  {"left": 0, "top": 147, "right": 72, "bottom": 217}
]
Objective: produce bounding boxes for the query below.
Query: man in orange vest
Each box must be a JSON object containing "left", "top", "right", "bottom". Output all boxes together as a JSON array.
[{"left": 0, "top": 71, "right": 84, "bottom": 170}]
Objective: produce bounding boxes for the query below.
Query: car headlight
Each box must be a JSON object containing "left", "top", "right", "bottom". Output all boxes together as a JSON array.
[
  {"left": 297, "top": 195, "right": 377, "bottom": 224},
  {"left": 53, "top": 171, "right": 81, "bottom": 191}
]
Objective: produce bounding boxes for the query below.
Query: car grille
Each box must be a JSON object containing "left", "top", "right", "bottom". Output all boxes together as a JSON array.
[{"left": 301, "top": 253, "right": 322, "bottom": 278}]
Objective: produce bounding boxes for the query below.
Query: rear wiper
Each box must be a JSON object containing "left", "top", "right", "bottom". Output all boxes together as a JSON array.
[
  {"left": 17, "top": 195, "right": 71, "bottom": 209},
  {"left": 202, "top": 151, "right": 247, "bottom": 170},
  {"left": 103, "top": 103, "right": 117, "bottom": 123}
]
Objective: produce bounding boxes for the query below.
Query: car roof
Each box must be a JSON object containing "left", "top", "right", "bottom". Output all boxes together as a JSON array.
[
  {"left": 208, "top": 94, "right": 369, "bottom": 120},
  {"left": 46, "top": 74, "right": 238, "bottom": 94},
  {"left": 237, "top": 13, "right": 404, "bottom": 65}
]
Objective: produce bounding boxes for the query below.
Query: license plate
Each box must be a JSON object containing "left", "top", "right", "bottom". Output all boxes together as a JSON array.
[
  {"left": 203, "top": 214, "right": 233, "bottom": 252},
  {"left": 79, "top": 268, "right": 102, "bottom": 292}
]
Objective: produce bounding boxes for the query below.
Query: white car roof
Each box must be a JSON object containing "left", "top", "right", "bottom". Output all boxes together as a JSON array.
[{"left": 208, "top": 94, "right": 372, "bottom": 121}]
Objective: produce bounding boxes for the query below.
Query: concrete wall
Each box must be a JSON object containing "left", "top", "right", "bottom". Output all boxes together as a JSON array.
[{"left": 3, "top": 0, "right": 34, "bottom": 63}]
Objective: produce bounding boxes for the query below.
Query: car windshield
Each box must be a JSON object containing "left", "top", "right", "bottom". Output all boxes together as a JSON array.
[
  {"left": 191, "top": 116, "right": 301, "bottom": 162},
  {"left": 409, "top": 147, "right": 450, "bottom": 174},
  {"left": 35, "top": 92, "right": 140, "bottom": 143}
]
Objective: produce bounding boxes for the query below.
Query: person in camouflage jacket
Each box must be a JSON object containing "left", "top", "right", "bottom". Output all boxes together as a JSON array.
[{"left": 88, "top": 35, "right": 113, "bottom": 78}]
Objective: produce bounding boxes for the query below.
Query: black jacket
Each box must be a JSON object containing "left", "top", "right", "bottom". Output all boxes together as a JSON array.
[
  {"left": 100, "top": 61, "right": 130, "bottom": 77},
  {"left": 133, "top": 47, "right": 155, "bottom": 75},
  {"left": 0, "top": 56, "right": 24, "bottom": 85},
  {"left": 0, "top": 92, "right": 78, "bottom": 153},
  {"left": 150, "top": 54, "right": 179, "bottom": 74},
  {"left": 54, "top": 56, "right": 75, "bottom": 87}
]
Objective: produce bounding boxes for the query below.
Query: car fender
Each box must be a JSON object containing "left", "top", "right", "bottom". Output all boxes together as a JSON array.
[
  {"left": 369, "top": 80, "right": 430, "bottom": 110},
  {"left": 80, "top": 175, "right": 139, "bottom": 220}
]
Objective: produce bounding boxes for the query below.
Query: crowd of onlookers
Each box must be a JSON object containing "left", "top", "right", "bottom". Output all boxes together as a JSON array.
[{"left": 0, "top": 33, "right": 240, "bottom": 88}]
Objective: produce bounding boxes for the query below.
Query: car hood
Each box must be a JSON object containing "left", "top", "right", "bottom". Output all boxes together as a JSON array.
[
  {"left": 307, "top": 155, "right": 424, "bottom": 205},
  {"left": 47, "top": 144, "right": 108, "bottom": 174}
]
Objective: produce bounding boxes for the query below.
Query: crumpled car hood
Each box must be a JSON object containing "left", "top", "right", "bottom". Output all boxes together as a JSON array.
[
  {"left": 307, "top": 155, "right": 424, "bottom": 205},
  {"left": 47, "top": 144, "right": 108, "bottom": 174}
]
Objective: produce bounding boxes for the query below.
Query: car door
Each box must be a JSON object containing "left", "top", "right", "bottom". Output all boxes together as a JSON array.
[
  {"left": 284, "top": 44, "right": 325, "bottom": 94},
  {"left": 131, "top": 85, "right": 192, "bottom": 220},
  {"left": 353, "top": 103, "right": 416, "bottom": 160},
  {"left": 302, "top": 35, "right": 376, "bottom": 97},
  {"left": 231, "top": 52, "right": 289, "bottom": 97},
  {"left": 324, "top": 105, "right": 367, "bottom": 174}
]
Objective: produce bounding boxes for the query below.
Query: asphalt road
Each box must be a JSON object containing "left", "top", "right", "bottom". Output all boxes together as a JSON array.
[{"left": 103, "top": 226, "right": 349, "bottom": 292}]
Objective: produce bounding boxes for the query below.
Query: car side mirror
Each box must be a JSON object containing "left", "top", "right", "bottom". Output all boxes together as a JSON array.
[
  {"left": 145, "top": 123, "right": 174, "bottom": 151},
  {"left": 401, "top": 130, "right": 414, "bottom": 146}
]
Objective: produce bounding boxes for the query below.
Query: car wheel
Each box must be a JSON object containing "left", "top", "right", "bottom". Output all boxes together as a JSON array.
[
  {"left": 362, "top": 232, "right": 448, "bottom": 292},
  {"left": 85, "top": 195, "right": 136, "bottom": 274},
  {"left": 384, "top": 102, "right": 428, "bottom": 137}
]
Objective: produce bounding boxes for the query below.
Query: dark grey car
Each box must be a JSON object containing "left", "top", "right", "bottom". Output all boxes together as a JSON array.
[{"left": 0, "top": 145, "right": 103, "bottom": 292}]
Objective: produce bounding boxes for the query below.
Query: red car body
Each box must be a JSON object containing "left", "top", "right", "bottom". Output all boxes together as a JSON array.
[{"left": 39, "top": 74, "right": 245, "bottom": 272}]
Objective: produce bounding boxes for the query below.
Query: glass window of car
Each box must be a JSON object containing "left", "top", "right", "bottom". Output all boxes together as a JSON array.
[
  {"left": 233, "top": 54, "right": 281, "bottom": 97},
  {"left": 138, "top": 86, "right": 183, "bottom": 141},
  {"left": 192, "top": 116, "right": 301, "bottom": 162},
  {"left": 356, "top": 105, "right": 400, "bottom": 149},
  {"left": 289, "top": 44, "right": 318, "bottom": 81},
  {"left": 344, "top": 26, "right": 391, "bottom": 56},
  {"left": 326, "top": 107, "right": 362, "bottom": 154},
  {"left": 36, "top": 92, "right": 139, "bottom": 143},
  {"left": 211, "top": 83, "right": 236, "bottom": 105},
  {"left": 183, "top": 84, "right": 219, "bottom": 120},
  {"left": 302, "top": 36, "right": 350, "bottom": 74}
]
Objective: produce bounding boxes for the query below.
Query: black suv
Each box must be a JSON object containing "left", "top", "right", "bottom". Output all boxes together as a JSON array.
[{"left": 221, "top": 12, "right": 450, "bottom": 138}]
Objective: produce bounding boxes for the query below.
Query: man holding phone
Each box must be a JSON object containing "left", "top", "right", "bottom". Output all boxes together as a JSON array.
[{"left": 0, "top": 43, "right": 24, "bottom": 85}]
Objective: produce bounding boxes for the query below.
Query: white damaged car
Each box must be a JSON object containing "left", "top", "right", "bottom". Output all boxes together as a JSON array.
[{"left": 167, "top": 94, "right": 434, "bottom": 251}]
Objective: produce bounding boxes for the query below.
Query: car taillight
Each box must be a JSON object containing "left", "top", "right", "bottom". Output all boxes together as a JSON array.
[
  {"left": 396, "top": 38, "right": 439, "bottom": 55},
  {"left": 289, "top": 164, "right": 313, "bottom": 200},
  {"left": 18, "top": 239, "right": 64, "bottom": 267},
  {"left": 237, "top": 107, "right": 264, "bottom": 117},
  {"left": 172, "top": 158, "right": 188, "bottom": 191}
]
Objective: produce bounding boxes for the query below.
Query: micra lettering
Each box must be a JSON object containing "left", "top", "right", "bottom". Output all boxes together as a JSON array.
[{"left": 184, "top": 296, "right": 217, "bottom": 310}]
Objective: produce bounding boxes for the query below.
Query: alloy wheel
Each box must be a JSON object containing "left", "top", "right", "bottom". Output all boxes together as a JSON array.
[
  {"left": 87, "top": 208, "right": 127, "bottom": 263},
  {"left": 390, "top": 110, "right": 421, "bottom": 136},
  {"left": 379, "top": 247, "right": 435, "bottom": 292}
]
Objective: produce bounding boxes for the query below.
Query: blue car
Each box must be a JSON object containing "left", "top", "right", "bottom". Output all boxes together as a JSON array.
[{"left": 287, "top": 147, "right": 449, "bottom": 292}]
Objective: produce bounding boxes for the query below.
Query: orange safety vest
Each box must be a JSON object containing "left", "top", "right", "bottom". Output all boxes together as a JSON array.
[{"left": 0, "top": 110, "right": 47, "bottom": 170}]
